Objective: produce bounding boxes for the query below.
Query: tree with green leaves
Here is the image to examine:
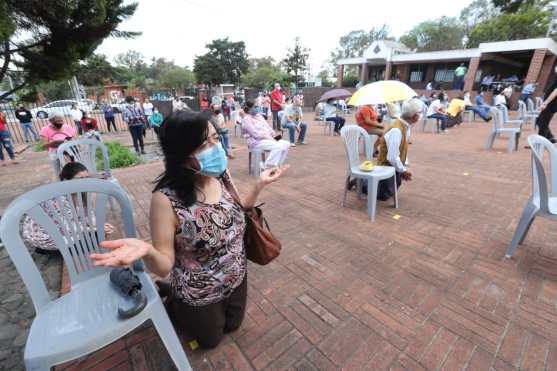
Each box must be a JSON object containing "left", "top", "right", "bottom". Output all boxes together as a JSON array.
[
  {"left": 241, "top": 57, "right": 287, "bottom": 90},
  {"left": 399, "top": 16, "right": 465, "bottom": 51},
  {"left": 75, "top": 54, "right": 117, "bottom": 87},
  {"left": 492, "top": 0, "right": 538, "bottom": 13},
  {"left": 459, "top": 0, "right": 500, "bottom": 40},
  {"left": 329, "top": 25, "right": 393, "bottom": 65},
  {"left": 0, "top": 0, "right": 138, "bottom": 100},
  {"left": 317, "top": 69, "right": 333, "bottom": 87},
  {"left": 282, "top": 37, "right": 310, "bottom": 85},
  {"left": 193, "top": 38, "right": 249, "bottom": 85},
  {"left": 159, "top": 66, "right": 195, "bottom": 91},
  {"left": 467, "top": 5, "right": 550, "bottom": 47}
]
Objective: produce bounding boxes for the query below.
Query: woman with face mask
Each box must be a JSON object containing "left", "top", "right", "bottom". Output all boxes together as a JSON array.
[
  {"left": 90, "top": 110, "right": 288, "bottom": 348},
  {"left": 40, "top": 114, "right": 76, "bottom": 175},
  {"left": 80, "top": 112, "right": 101, "bottom": 141}
]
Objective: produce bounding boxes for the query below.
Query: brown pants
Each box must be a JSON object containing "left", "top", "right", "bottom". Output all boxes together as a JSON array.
[{"left": 166, "top": 275, "right": 247, "bottom": 348}]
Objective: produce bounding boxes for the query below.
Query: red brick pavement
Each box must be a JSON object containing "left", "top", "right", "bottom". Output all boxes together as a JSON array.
[{"left": 8, "top": 116, "right": 557, "bottom": 370}]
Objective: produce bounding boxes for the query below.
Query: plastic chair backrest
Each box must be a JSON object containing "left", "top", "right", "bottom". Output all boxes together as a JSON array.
[
  {"left": 499, "top": 104, "right": 511, "bottom": 122},
  {"left": 536, "top": 97, "right": 543, "bottom": 110},
  {"left": 340, "top": 125, "right": 373, "bottom": 171},
  {"left": 527, "top": 98, "right": 536, "bottom": 112},
  {"left": 489, "top": 107, "right": 503, "bottom": 131},
  {"left": 527, "top": 135, "right": 557, "bottom": 213},
  {"left": 0, "top": 179, "right": 136, "bottom": 313},
  {"left": 518, "top": 101, "right": 527, "bottom": 120},
  {"left": 57, "top": 139, "right": 111, "bottom": 177}
]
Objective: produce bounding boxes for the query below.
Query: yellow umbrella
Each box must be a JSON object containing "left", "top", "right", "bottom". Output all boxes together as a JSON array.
[{"left": 347, "top": 80, "right": 417, "bottom": 106}]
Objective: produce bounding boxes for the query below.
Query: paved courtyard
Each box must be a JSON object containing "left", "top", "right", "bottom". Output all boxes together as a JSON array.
[{"left": 3, "top": 114, "right": 557, "bottom": 370}]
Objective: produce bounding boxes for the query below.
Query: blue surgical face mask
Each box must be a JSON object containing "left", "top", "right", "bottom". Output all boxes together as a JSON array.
[{"left": 195, "top": 143, "right": 228, "bottom": 177}]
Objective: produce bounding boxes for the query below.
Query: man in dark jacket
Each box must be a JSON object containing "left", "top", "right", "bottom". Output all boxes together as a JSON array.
[{"left": 15, "top": 104, "right": 39, "bottom": 142}]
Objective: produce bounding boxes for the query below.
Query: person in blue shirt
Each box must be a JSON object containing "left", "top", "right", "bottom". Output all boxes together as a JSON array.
[
  {"left": 519, "top": 83, "right": 536, "bottom": 103},
  {"left": 464, "top": 91, "right": 491, "bottom": 122},
  {"left": 102, "top": 101, "right": 117, "bottom": 133}
]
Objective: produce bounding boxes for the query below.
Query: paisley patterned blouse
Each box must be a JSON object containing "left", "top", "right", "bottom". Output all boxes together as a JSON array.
[{"left": 159, "top": 180, "right": 247, "bottom": 306}]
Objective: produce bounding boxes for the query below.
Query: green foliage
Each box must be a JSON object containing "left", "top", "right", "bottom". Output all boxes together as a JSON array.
[
  {"left": 76, "top": 54, "right": 116, "bottom": 86},
  {"left": 492, "top": 0, "right": 538, "bottom": 13},
  {"left": 36, "top": 80, "right": 72, "bottom": 101},
  {"left": 159, "top": 66, "right": 194, "bottom": 90},
  {"left": 194, "top": 38, "right": 249, "bottom": 85},
  {"left": 459, "top": 0, "right": 500, "bottom": 38},
  {"left": 96, "top": 142, "right": 139, "bottom": 169},
  {"left": 241, "top": 57, "right": 287, "bottom": 90},
  {"left": 399, "top": 16, "right": 465, "bottom": 51},
  {"left": 330, "top": 25, "right": 392, "bottom": 65},
  {"left": 317, "top": 69, "right": 333, "bottom": 87},
  {"left": 342, "top": 74, "right": 359, "bottom": 88},
  {"left": 33, "top": 142, "right": 46, "bottom": 152},
  {"left": 282, "top": 37, "right": 310, "bottom": 85},
  {"left": 0, "top": 0, "right": 139, "bottom": 100},
  {"left": 467, "top": 5, "right": 550, "bottom": 47}
]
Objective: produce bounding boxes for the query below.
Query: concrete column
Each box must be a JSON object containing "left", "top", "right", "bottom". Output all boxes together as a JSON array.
[
  {"left": 524, "top": 49, "right": 547, "bottom": 85},
  {"left": 534, "top": 54, "right": 556, "bottom": 96},
  {"left": 384, "top": 62, "right": 392, "bottom": 81},
  {"left": 360, "top": 63, "right": 368, "bottom": 84},
  {"left": 336, "top": 65, "right": 344, "bottom": 88},
  {"left": 463, "top": 57, "right": 480, "bottom": 92},
  {"left": 424, "top": 64, "right": 435, "bottom": 85},
  {"left": 398, "top": 65, "right": 410, "bottom": 83}
]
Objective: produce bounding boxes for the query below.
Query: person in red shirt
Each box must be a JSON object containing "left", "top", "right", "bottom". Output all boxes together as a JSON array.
[
  {"left": 0, "top": 111, "right": 18, "bottom": 166},
  {"left": 270, "top": 83, "right": 284, "bottom": 130},
  {"left": 80, "top": 112, "right": 101, "bottom": 141},
  {"left": 356, "top": 105, "right": 384, "bottom": 151}
]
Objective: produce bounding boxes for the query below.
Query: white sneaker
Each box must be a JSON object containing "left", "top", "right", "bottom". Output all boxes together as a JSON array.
[
  {"left": 290, "top": 143, "right": 296, "bottom": 147},
  {"left": 443, "top": 129, "right": 449, "bottom": 134}
]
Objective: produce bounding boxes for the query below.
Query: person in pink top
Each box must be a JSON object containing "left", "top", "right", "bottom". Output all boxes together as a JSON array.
[
  {"left": 40, "top": 114, "right": 77, "bottom": 176},
  {"left": 241, "top": 99, "right": 289, "bottom": 169}
]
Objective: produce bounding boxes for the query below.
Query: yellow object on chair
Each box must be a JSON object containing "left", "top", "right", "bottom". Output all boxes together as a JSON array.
[{"left": 359, "top": 160, "right": 375, "bottom": 172}]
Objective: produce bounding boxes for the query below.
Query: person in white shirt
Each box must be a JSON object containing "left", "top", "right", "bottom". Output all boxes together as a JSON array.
[
  {"left": 70, "top": 104, "right": 83, "bottom": 135},
  {"left": 426, "top": 93, "right": 448, "bottom": 133},
  {"left": 494, "top": 92, "right": 506, "bottom": 107},
  {"left": 143, "top": 98, "right": 154, "bottom": 120},
  {"left": 375, "top": 98, "right": 422, "bottom": 200},
  {"left": 323, "top": 99, "right": 345, "bottom": 134}
]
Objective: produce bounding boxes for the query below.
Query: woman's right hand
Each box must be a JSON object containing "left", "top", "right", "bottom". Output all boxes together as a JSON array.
[{"left": 90, "top": 238, "right": 152, "bottom": 268}]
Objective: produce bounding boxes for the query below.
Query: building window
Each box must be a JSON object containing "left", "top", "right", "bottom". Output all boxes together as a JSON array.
[
  {"left": 434, "top": 69, "right": 455, "bottom": 82},
  {"left": 409, "top": 64, "right": 426, "bottom": 82}
]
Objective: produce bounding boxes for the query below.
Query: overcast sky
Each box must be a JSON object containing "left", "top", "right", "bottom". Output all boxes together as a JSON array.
[{"left": 97, "top": 0, "right": 473, "bottom": 75}]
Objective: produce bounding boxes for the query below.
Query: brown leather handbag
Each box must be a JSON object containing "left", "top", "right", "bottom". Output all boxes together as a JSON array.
[{"left": 221, "top": 173, "right": 281, "bottom": 265}]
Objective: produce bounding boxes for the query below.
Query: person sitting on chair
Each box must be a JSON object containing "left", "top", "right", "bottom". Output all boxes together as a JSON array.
[
  {"left": 464, "top": 91, "right": 491, "bottom": 122},
  {"left": 426, "top": 93, "right": 448, "bottom": 133},
  {"left": 446, "top": 96, "right": 466, "bottom": 128},
  {"left": 282, "top": 97, "right": 308, "bottom": 146},
  {"left": 324, "top": 99, "right": 345, "bottom": 135},
  {"left": 356, "top": 104, "right": 384, "bottom": 151},
  {"left": 375, "top": 98, "right": 422, "bottom": 200}
]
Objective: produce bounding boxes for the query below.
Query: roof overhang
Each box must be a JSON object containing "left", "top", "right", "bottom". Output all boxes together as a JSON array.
[
  {"left": 478, "top": 38, "right": 557, "bottom": 55},
  {"left": 392, "top": 49, "right": 480, "bottom": 64},
  {"left": 337, "top": 57, "right": 367, "bottom": 65}
]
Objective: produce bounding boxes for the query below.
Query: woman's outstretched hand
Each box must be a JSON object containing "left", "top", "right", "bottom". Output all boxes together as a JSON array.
[
  {"left": 259, "top": 165, "right": 289, "bottom": 186},
  {"left": 90, "top": 238, "right": 152, "bottom": 268}
]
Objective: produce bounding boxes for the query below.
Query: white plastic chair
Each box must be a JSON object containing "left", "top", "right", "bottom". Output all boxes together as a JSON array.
[
  {"left": 485, "top": 107, "right": 521, "bottom": 153},
  {"left": 340, "top": 125, "right": 398, "bottom": 221},
  {"left": 497, "top": 104, "right": 523, "bottom": 126},
  {"left": 462, "top": 110, "right": 474, "bottom": 123},
  {"left": 421, "top": 106, "right": 439, "bottom": 133},
  {"left": 57, "top": 139, "right": 114, "bottom": 180},
  {"left": 518, "top": 100, "right": 538, "bottom": 128},
  {"left": 323, "top": 119, "right": 335, "bottom": 136},
  {"left": 0, "top": 179, "right": 192, "bottom": 371},
  {"left": 506, "top": 135, "right": 557, "bottom": 257},
  {"left": 248, "top": 149, "right": 269, "bottom": 177},
  {"left": 527, "top": 98, "right": 540, "bottom": 115},
  {"left": 535, "top": 97, "right": 543, "bottom": 111}
]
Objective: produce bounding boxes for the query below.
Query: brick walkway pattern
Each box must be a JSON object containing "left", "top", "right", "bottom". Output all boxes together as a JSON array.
[{"left": 4, "top": 115, "right": 557, "bottom": 370}]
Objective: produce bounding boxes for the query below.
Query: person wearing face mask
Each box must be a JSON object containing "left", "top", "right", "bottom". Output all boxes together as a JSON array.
[
  {"left": 210, "top": 104, "right": 234, "bottom": 159},
  {"left": 40, "top": 114, "right": 76, "bottom": 175},
  {"left": 241, "top": 99, "right": 290, "bottom": 169},
  {"left": 148, "top": 107, "right": 164, "bottom": 135},
  {"left": 90, "top": 110, "right": 288, "bottom": 348},
  {"left": 536, "top": 66, "right": 557, "bottom": 143},
  {"left": 80, "top": 112, "right": 101, "bottom": 141},
  {"left": 123, "top": 96, "right": 146, "bottom": 155},
  {"left": 271, "top": 83, "right": 284, "bottom": 130}
]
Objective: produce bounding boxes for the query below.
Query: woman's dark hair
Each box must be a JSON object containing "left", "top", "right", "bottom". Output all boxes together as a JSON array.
[
  {"left": 244, "top": 99, "right": 255, "bottom": 110},
  {"left": 438, "top": 93, "right": 445, "bottom": 101},
  {"left": 153, "top": 110, "right": 210, "bottom": 207},
  {"left": 59, "top": 162, "right": 88, "bottom": 181}
]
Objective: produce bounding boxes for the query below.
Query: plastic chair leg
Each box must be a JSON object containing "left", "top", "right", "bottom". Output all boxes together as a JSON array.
[
  {"left": 151, "top": 305, "right": 193, "bottom": 371},
  {"left": 392, "top": 174, "right": 399, "bottom": 209},
  {"left": 367, "top": 178, "right": 378, "bottom": 221},
  {"left": 485, "top": 133, "right": 496, "bottom": 150},
  {"left": 506, "top": 200, "right": 538, "bottom": 258},
  {"left": 507, "top": 134, "right": 516, "bottom": 153},
  {"left": 342, "top": 176, "right": 350, "bottom": 207}
]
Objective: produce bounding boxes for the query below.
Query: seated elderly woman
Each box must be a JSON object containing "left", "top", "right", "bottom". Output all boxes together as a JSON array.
[{"left": 241, "top": 99, "right": 290, "bottom": 169}]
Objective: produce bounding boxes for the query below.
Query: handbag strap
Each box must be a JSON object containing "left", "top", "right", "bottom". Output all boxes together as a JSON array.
[{"left": 219, "top": 172, "right": 244, "bottom": 209}]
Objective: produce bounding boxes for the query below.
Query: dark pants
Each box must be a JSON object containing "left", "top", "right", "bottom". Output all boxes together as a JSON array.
[
  {"left": 272, "top": 110, "right": 281, "bottom": 130},
  {"left": 75, "top": 120, "right": 82, "bottom": 135},
  {"left": 428, "top": 113, "right": 448, "bottom": 130},
  {"left": 129, "top": 125, "right": 144, "bottom": 152},
  {"left": 0, "top": 130, "right": 15, "bottom": 161},
  {"left": 166, "top": 275, "right": 247, "bottom": 348},
  {"left": 326, "top": 116, "right": 345, "bottom": 133},
  {"left": 453, "top": 75, "right": 464, "bottom": 90},
  {"left": 536, "top": 106, "right": 556, "bottom": 141},
  {"left": 378, "top": 172, "right": 402, "bottom": 201},
  {"left": 105, "top": 116, "right": 117, "bottom": 132},
  {"left": 519, "top": 93, "right": 531, "bottom": 103}
]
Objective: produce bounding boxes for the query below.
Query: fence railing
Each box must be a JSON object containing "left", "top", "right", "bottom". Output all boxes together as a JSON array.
[{"left": 2, "top": 102, "right": 130, "bottom": 145}]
